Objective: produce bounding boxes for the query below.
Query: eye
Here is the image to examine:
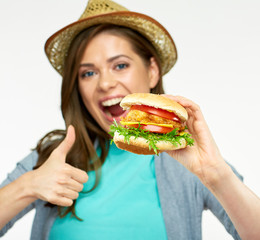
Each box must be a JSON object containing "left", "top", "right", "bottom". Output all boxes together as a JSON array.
[
  {"left": 115, "top": 63, "right": 129, "bottom": 70},
  {"left": 81, "top": 70, "right": 96, "bottom": 78}
]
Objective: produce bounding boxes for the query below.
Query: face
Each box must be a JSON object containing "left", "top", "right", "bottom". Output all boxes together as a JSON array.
[{"left": 78, "top": 32, "right": 159, "bottom": 132}]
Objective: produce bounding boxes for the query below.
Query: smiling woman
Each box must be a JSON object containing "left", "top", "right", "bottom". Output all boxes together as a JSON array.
[
  {"left": 1, "top": 0, "right": 260, "bottom": 240},
  {"left": 76, "top": 25, "right": 162, "bottom": 132}
]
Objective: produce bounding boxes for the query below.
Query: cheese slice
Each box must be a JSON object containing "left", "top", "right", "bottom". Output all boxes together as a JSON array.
[{"left": 120, "top": 121, "right": 173, "bottom": 128}]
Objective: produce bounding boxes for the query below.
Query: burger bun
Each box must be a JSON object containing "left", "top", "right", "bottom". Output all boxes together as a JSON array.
[
  {"left": 113, "top": 131, "right": 187, "bottom": 155},
  {"left": 120, "top": 93, "right": 188, "bottom": 122}
]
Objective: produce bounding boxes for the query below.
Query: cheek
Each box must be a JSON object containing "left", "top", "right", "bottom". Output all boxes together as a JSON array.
[
  {"left": 121, "top": 68, "right": 151, "bottom": 92},
  {"left": 118, "top": 64, "right": 149, "bottom": 92},
  {"left": 79, "top": 79, "right": 95, "bottom": 96},
  {"left": 78, "top": 81, "right": 96, "bottom": 107}
]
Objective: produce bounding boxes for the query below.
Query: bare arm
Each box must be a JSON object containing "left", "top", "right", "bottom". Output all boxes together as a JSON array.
[
  {"left": 207, "top": 163, "right": 260, "bottom": 240},
  {"left": 0, "top": 172, "right": 36, "bottom": 230},
  {"left": 0, "top": 126, "right": 88, "bottom": 232},
  {"left": 164, "top": 95, "right": 260, "bottom": 240}
]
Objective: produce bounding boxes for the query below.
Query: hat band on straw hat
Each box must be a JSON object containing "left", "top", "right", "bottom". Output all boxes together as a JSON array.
[{"left": 45, "top": 0, "right": 177, "bottom": 76}]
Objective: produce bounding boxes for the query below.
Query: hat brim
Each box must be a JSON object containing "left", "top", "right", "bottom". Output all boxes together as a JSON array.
[{"left": 45, "top": 11, "right": 177, "bottom": 76}]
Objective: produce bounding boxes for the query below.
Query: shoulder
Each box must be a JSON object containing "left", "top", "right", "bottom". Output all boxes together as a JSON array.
[
  {"left": 0, "top": 151, "right": 39, "bottom": 188},
  {"left": 16, "top": 150, "right": 39, "bottom": 172}
]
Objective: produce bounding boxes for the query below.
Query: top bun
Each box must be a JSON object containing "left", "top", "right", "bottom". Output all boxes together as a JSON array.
[{"left": 120, "top": 93, "right": 188, "bottom": 122}]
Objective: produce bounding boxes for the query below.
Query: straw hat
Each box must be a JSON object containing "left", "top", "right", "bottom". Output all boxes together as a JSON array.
[{"left": 45, "top": 0, "right": 177, "bottom": 76}]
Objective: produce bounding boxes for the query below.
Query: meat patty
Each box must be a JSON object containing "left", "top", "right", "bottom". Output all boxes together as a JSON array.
[{"left": 121, "top": 110, "right": 185, "bottom": 130}]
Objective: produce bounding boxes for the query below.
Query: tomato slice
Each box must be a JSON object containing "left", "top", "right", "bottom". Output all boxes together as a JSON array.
[
  {"left": 131, "top": 105, "right": 180, "bottom": 122},
  {"left": 130, "top": 124, "right": 174, "bottom": 134}
]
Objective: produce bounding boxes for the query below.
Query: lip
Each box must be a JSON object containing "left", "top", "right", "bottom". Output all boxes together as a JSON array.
[{"left": 99, "top": 94, "right": 128, "bottom": 123}]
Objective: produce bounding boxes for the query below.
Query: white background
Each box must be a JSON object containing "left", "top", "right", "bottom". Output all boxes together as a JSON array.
[{"left": 0, "top": 0, "right": 259, "bottom": 239}]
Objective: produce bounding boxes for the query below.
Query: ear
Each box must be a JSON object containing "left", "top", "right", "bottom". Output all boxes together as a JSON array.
[{"left": 148, "top": 57, "right": 160, "bottom": 89}]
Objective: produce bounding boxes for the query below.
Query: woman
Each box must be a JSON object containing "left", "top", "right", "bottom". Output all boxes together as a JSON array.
[{"left": 0, "top": 0, "right": 260, "bottom": 239}]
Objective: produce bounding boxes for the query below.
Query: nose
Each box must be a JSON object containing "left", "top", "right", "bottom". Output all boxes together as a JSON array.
[{"left": 97, "top": 72, "right": 118, "bottom": 92}]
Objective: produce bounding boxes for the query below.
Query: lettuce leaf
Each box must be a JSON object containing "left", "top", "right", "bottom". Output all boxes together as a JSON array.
[{"left": 109, "top": 120, "right": 194, "bottom": 155}]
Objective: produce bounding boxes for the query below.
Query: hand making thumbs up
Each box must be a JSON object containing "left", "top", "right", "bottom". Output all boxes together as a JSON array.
[{"left": 30, "top": 125, "right": 88, "bottom": 206}]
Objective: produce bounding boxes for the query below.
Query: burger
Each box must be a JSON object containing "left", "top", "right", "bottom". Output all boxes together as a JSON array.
[{"left": 109, "top": 93, "right": 194, "bottom": 155}]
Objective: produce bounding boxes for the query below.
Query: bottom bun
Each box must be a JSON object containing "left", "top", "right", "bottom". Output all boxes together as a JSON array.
[{"left": 113, "top": 131, "right": 187, "bottom": 155}]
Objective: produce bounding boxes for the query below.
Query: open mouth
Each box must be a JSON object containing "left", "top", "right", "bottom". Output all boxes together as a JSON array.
[{"left": 100, "top": 96, "right": 128, "bottom": 122}]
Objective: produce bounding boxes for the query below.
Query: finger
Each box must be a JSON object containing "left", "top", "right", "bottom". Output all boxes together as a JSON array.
[
  {"left": 59, "top": 188, "right": 79, "bottom": 200},
  {"left": 70, "top": 167, "right": 89, "bottom": 184},
  {"left": 55, "top": 197, "right": 74, "bottom": 207},
  {"left": 66, "top": 178, "right": 84, "bottom": 192},
  {"left": 52, "top": 125, "right": 76, "bottom": 160},
  {"left": 59, "top": 125, "right": 76, "bottom": 156},
  {"left": 163, "top": 95, "right": 200, "bottom": 112},
  {"left": 163, "top": 95, "right": 206, "bottom": 123},
  {"left": 47, "top": 193, "right": 74, "bottom": 206}
]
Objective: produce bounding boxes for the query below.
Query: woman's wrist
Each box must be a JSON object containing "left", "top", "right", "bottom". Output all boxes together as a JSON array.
[
  {"left": 18, "top": 171, "right": 38, "bottom": 202},
  {"left": 0, "top": 171, "right": 38, "bottom": 230},
  {"left": 199, "top": 158, "right": 234, "bottom": 193}
]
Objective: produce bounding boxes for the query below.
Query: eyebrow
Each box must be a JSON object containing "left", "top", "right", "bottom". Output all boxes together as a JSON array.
[
  {"left": 79, "top": 54, "right": 133, "bottom": 67},
  {"left": 107, "top": 54, "right": 133, "bottom": 63}
]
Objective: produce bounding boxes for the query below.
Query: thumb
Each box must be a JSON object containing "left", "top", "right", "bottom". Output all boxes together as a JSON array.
[{"left": 56, "top": 125, "right": 76, "bottom": 157}]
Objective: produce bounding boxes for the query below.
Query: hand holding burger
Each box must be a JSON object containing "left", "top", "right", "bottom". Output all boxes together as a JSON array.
[
  {"left": 109, "top": 93, "right": 194, "bottom": 155},
  {"left": 162, "top": 95, "right": 226, "bottom": 183},
  {"left": 109, "top": 93, "right": 228, "bottom": 186}
]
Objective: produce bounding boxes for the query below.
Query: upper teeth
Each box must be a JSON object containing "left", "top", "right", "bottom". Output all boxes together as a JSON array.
[{"left": 102, "top": 97, "right": 123, "bottom": 107}]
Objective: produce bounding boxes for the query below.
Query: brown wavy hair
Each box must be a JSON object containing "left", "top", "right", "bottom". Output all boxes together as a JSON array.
[{"left": 34, "top": 24, "right": 165, "bottom": 218}]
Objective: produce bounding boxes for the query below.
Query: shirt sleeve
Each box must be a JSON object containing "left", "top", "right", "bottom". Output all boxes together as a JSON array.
[
  {"left": 0, "top": 151, "right": 38, "bottom": 236},
  {"left": 203, "top": 163, "right": 243, "bottom": 240}
]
